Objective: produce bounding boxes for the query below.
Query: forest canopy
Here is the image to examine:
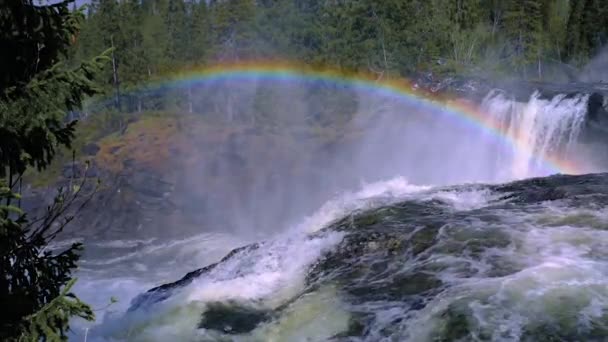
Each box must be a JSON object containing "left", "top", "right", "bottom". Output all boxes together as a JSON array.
[{"left": 72, "top": 0, "right": 608, "bottom": 100}]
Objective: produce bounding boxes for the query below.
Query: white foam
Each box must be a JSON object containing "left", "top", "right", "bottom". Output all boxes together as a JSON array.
[
  {"left": 399, "top": 205, "right": 608, "bottom": 341},
  {"left": 81, "top": 232, "right": 247, "bottom": 269},
  {"left": 92, "top": 238, "right": 158, "bottom": 249},
  {"left": 295, "top": 177, "right": 430, "bottom": 234},
  {"left": 89, "top": 231, "right": 343, "bottom": 341},
  {"left": 182, "top": 231, "right": 343, "bottom": 306},
  {"left": 421, "top": 188, "right": 499, "bottom": 211}
]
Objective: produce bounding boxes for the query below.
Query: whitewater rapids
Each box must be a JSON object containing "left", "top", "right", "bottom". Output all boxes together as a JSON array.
[{"left": 70, "top": 173, "right": 608, "bottom": 341}]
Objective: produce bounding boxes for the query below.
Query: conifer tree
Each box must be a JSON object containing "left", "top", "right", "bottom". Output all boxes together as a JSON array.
[
  {"left": 0, "top": 1, "right": 107, "bottom": 340},
  {"left": 164, "top": 0, "right": 189, "bottom": 63},
  {"left": 209, "top": 0, "right": 257, "bottom": 60},
  {"left": 565, "top": 0, "right": 588, "bottom": 64},
  {"left": 503, "top": 0, "right": 544, "bottom": 78},
  {"left": 189, "top": 0, "right": 210, "bottom": 63}
]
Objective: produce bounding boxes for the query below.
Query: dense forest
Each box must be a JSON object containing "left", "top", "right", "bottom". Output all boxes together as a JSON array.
[{"left": 72, "top": 0, "right": 608, "bottom": 104}]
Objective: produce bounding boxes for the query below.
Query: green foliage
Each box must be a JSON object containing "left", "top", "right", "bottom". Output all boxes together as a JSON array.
[
  {"left": 503, "top": 0, "right": 544, "bottom": 77},
  {"left": 209, "top": 0, "right": 257, "bottom": 59},
  {"left": 0, "top": 0, "right": 107, "bottom": 340},
  {"left": 565, "top": 0, "right": 608, "bottom": 66},
  {"left": 20, "top": 279, "right": 94, "bottom": 342},
  {"left": 188, "top": 0, "right": 210, "bottom": 63},
  {"left": 0, "top": 55, "right": 109, "bottom": 177},
  {"left": 0, "top": 177, "right": 98, "bottom": 341},
  {"left": 71, "top": 0, "right": 607, "bottom": 110}
]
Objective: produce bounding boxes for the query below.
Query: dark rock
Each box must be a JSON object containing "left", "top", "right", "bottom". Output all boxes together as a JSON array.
[
  {"left": 493, "top": 173, "right": 608, "bottom": 205},
  {"left": 127, "top": 243, "right": 260, "bottom": 312},
  {"left": 126, "top": 171, "right": 172, "bottom": 199},
  {"left": 62, "top": 162, "right": 84, "bottom": 179},
  {"left": 199, "top": 302, "right": 273, "bottom": 334},
  {"left": 330, "top": 314, "right": 369, "bottom": 339},
  {"left": 82, "top": 143, "right": 100, "bottom": 156}
]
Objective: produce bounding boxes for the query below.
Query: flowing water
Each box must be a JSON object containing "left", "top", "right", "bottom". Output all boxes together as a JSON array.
[
  {"left": 68, "top": 88, "right": 608, "bottom": 341},
  {"left": 480, "top": 90, "right": 589, "bottom": 179}
]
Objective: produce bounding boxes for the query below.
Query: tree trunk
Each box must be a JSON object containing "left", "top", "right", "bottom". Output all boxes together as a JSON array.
[
  {"left": 492, "top": 10, "right": 501, "bottom": 36},
  {"left": 110, "top": 35, "right": 121, "bottom": 111}
]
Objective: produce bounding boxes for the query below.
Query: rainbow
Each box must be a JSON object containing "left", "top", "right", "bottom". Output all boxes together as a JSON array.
[{"left": 132, "top": 60, "right": 581, "bottom": 175}]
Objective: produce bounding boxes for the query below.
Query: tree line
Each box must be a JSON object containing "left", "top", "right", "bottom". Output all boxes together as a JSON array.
[{"left": 71, "top": 0, "right": 608, "bottom": 104}]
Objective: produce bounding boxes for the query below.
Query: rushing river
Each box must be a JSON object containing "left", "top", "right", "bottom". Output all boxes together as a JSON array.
[{"left": 67, "top": 84, "right": 608, "bottom": 341}]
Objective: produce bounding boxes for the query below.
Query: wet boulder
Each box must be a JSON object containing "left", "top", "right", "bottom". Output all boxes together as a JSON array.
[
  {"left": 307, "top": 202, "right": 450, "bottom": 306},
  {"left": 199, "top": 302, "right": 273, "bottom": 334},
  {"left": 493, "top": 173, "right": 608, "bottom": 205},
  {"left": 128, "top": 243, "right": 260, "bottom": 312}
]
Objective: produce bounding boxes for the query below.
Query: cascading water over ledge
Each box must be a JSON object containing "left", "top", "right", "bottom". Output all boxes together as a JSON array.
[{"left": 480, "top": 89, "right": 590, "bottom": 179}]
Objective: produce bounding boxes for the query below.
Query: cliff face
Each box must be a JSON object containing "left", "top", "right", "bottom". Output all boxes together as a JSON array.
[{"left": 22, "top": 112, "right": 357, "bottom": 242}]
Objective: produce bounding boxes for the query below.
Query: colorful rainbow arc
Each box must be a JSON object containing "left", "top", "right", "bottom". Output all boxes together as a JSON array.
[{"left": 136, "top": 60, "right": 581, "bottom": 175}]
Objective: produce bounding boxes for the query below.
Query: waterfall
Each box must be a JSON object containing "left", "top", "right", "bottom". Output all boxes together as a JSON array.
[{"left": 481, "top": 90, "right": 589, "bottom": 179}]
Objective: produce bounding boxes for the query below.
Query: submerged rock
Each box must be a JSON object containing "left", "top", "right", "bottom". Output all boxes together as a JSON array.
[{"left": 199, "top": 302, "right": 273, "bottom": 334}]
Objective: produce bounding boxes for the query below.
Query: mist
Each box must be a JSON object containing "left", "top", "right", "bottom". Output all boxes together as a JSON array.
[
  {"left": 580, "top": 46, "right": 608, "bottom": 83},
  {"left": 126, "top": 77, "right": 595, "bottom": 244}
]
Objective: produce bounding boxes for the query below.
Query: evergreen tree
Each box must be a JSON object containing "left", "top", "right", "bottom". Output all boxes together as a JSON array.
[
  {"left": 581, "top": 0, "right": 608, "bottom": 59},
  {"left": 565, "top": 0, "right": 588, "bottom": 64},
  {"left": 164, "top": 0, "right": 189, "bottom": 63},
  {"left": 117, "top": 0, "right": 147, "bottom": 112},
  {"left": 188, "top": 0, "right": 210, "bottom": 63},
  {"left": 209, "top": 0, "right": 257, "bottom": 60},
  {"left": 141, "top": 4, "right": 171, "bottom": 75},
  {"left": 544, "top": 0, "right": 569, "bottom": 62},
  {"left": 0, "top": 0, "right": 107, "bottom": 340},
  {"left": 563, "top": 0, "right": 608, "bottom": 66},
  {"left": 447, "top": 0, "right": 483, "bottom": 30},
  {"left": 503, "top": 0, "right": 544, "bottom": 78}
]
